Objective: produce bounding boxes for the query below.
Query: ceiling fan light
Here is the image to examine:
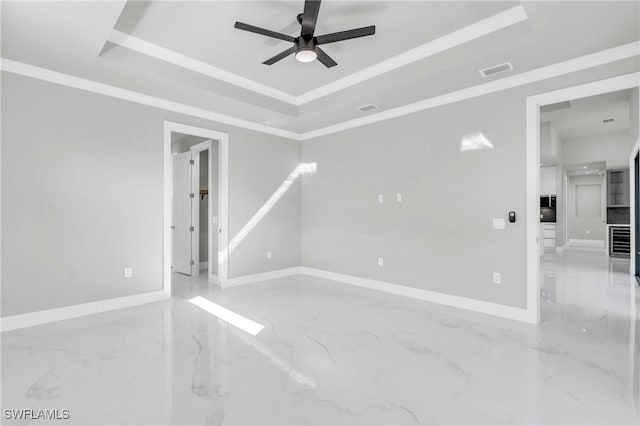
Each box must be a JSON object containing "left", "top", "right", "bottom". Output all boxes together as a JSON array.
[{"left": 295, "top": 48, "right": 317, "bottom": 63}]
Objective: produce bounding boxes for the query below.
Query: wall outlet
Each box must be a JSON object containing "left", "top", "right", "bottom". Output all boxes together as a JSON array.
[
  {"left": 378, "top": 257, "right": 384, "bottom": 267},
  {"left": 492, "top": 218, "right": 506, "bottom": 229},
  {"left": 124, "top": 267, "right": 133, "bottom": 278},
  {"left": 493, "top": 272, "right": 501, "bottom": 284},
  {"left": 267, "top": 250, "right": 272, "bottom": 259},
  {"left": 396, "top": 193, "right": 402, "bottom": 202},
  {"left": 378, "top": 194, "right": 384, "bottom": 204}
]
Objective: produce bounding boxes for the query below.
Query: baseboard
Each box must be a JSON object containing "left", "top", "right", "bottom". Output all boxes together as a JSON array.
[
  {"left": 568, "top": 239, "right": 605, "bottom": 248},
  {"left": 1, "top": 290, "right": 169, "bottom": 332},
  {"left": 224, "top": 267, "right": 301, "bottom": 288},
  {"left": 299, "top": 267, "right": 535, "bottom": 324}
]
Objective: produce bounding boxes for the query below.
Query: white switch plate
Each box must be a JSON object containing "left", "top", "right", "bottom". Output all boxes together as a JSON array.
[
  {"left": 493, "top": 272, "right": 501, "bottom": 284},
  {"left": 492, "top": 218, "right": 506, "bottom": 229},
  {"left": 124, "top": 267, "right": 133, "bottom": 278},
  {"left": 267, "top": 250, "right": 272, "bottom": 259},
  {"left": 378, "top": 194, "right": 384, "bottom": 203},
  {"left": 396, "top": 193, "right": 402, "bottom": 202},
  {"left": 378, "top": 257, "right": 384, "bottom": 266}
]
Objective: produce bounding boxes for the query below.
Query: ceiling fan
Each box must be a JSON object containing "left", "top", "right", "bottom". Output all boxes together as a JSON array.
[{"left": 234, "top": 0, "right": 375, "bottom": 68}]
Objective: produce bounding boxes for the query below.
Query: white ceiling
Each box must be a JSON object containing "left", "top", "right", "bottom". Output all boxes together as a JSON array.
[
  {"left": 113, "top": 1, "right": 516, "bottom": 95},
  {"left": 541, "top": 89, "right": 631, "bottom": 140},
  {"left": 1, "top": 1, "right": 639, "bottom": 133}
]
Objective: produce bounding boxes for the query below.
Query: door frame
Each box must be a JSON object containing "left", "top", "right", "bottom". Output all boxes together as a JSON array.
[
  {"left": 163, "top": 121, "right": 229, "bottom": 295},
  {"left": 526, "top": 72, "right": 639, "bottom": 324},
  {"left": 189, "top": 139, "right": 218, "bottom": 283},
  {"left": 630, "top": 138, "right": 640, "bottom": 279}
]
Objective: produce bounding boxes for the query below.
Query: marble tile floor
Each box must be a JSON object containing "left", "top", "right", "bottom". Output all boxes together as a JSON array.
[{"left": 2, "top": 250, "right": 639, "bottom": 425}]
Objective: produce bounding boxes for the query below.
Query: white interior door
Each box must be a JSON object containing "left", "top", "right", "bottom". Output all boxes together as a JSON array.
[{"left": 172, "top": 151, "right": 194, "bottom": 275}]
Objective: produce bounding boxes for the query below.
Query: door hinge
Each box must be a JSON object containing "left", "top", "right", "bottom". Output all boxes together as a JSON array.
[
  {"left": 189, "top": 193, "right": 195, "bottom": 199},
  {"left": 190, "top": 260, "right": 195, "bottom": 266},
  {"left": 189, "top": 226, "right": 195, "bottom": 232},
  {"left": 189, "top": 159, "right": 195, "bottom": 165}
]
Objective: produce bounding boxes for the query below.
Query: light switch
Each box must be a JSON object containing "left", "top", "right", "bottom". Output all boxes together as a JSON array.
[
  {"left": 267, "top": 250, "right": 272, "bottom": 259},
  {"left": 378, "top": 257, "right": 384, "bottom": 266},
  {"left": 492, "top": 218, "right": 506, "bottom": 229},
  {"left": 396, "top": 193, "right": 402, "bottom": 202},
  {"left": 378, "top": 194, "right": 384, "bottom": 203}
]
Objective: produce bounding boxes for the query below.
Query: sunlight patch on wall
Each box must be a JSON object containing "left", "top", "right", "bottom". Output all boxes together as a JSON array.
[
  {"left": 219, "top": 163, "right": 317, "bottom": 264},
  {"left": 460, "top": 132, "right": 494, "bottom": 151}
]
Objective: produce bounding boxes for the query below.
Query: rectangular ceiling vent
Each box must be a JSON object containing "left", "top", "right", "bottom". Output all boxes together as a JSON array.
[
  {"left": 479, "top": 62, "right": 514, "bottom": 78},
  {"left": 357, "top": 104, "right": 378, "bottom": 113},
  {"left": 603, "top": 118, "right": 615, "bottom": 123}
]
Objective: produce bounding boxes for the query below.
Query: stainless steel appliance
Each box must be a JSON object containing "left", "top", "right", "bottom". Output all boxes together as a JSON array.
[{"left": 609, "top": 226, "right": 630, "bottom": 258}]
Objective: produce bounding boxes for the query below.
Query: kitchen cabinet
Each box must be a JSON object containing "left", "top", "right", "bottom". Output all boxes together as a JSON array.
[
  {"left": 540, "top": 223, "right": 556, "bottom": 254},
  {"left": 607, "top": 169, "right": 629, "bottom": 207}
]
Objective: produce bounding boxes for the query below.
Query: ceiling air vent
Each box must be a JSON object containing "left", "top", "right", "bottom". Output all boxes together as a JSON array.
[
  {"left": 603, "top": 118, "right": 615, "bottom": 123},
  {"left": 357, "top": 104, "right": 378, "bottom": 113},
  {"left": 479, "top": 62, "right": 514, "bottom": 78}
]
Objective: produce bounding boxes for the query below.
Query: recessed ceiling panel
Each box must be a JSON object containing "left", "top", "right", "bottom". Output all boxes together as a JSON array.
[{"left": 114, "top": 1, "right": 519, "bottom": 95}]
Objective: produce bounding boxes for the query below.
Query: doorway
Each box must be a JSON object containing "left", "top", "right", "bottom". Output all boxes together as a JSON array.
[
  {"left": 526, "top": 72, "right": 639, "bottom": 324},
  {"left": 163, "top": 122, "right": 229, "bottom": 294},
  {"left": 171, "top": 138, "right": 220, "bottom": 281}
]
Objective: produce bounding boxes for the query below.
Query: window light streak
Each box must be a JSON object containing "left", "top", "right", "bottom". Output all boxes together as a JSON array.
[
  {"left": 460, "top": 132, "right": 494, "bottom": 151},
  {"left": 189, "top": 296, "right": 264, "bottom": 336},
  {"left": 218, "top": 163, "right": 317, "bottom": 265},
  {"left": 227, "top": 325, "right": 316, "bottom": 388}
]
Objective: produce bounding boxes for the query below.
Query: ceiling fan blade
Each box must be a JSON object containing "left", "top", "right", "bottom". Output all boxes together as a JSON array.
[
  {"left": 316, "top": 47, "right": 337, "bottom": 68},
  {"left": 234, "top": 22, "right": 296, "bottom": 42},
  {"left": 301, "top": 0, "right": 321, "bottom": 37},
  {"left": 262, "top": 46, "right": 297, "bottom": 65},
  {"left": 265, "top": 21, "right": 301, "bottom": 46},
  {"left": 315, "top": 25, "right": 375, "bottom": 45}
]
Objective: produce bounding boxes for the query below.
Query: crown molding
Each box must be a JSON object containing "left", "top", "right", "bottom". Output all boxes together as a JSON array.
[
  {"left": 0, "top": 58, "right": 301, "bottom": 140},
  {"left": 298, "top": 41, "right": 640, "bottom": 140},
  {"left": 106, "top": 5, "right": 528, "bottom": 107},
  {"left": 295, "top": 5, "right": 528, "bottom": 105},
  {"left": 2, "top": 40, "right": 638, "bottom": 143},
  {"left": 107, "top": 29, "right": 299, "bottom": 105}
]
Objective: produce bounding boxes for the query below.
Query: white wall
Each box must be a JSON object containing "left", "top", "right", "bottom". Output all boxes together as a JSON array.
[
  {"left": 540, "top": 167, "right": 557, "bottom": 195},
  {"left": 562, "top": 131, "right": 632, "bottom": 169},
  {"left": 631, "top": 87, "right": 639, "bottom": 147},
  {"left": 302, "top": 90, "right": 530, "bottom": 308},
  {"left": 301, "top": 62, "right": 639, "bottom": 310},
  {"left": 1, "top": 72, "right": 300, "bottom": 317}
]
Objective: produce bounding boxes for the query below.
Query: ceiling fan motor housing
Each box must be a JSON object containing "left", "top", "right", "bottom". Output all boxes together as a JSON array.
[{"left": 295, "top": 36, "right": 316, "bottom": 55}]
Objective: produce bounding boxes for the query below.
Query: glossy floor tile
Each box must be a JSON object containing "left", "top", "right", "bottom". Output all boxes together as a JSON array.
[{"left": 2, "top": 250, "right": 639, "bottom": 425}]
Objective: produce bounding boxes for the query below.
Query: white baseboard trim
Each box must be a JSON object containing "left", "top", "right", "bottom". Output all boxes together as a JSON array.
[
  {"left": 299, "top": 267, "right": 535, "bottom": 324},
  {"left": 568, "top": 239, "right": 605, "bottom": 248},
  {"left": 224, "top": 267, "right": 301, "bottom": 288},
  {"left": 1, "top": 290, "right": 169, "bottom": 332}
]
